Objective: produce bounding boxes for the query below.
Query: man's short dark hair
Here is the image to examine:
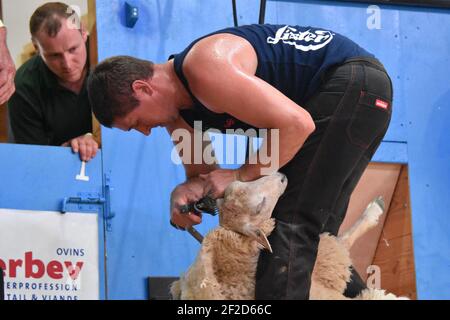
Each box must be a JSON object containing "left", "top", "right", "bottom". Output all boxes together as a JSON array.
[
  {"left": 87, "top": 56, "right": 155, "bottom": 128},
  {"left": 30, "top": 2, "right": 80, "bottom": 39}
]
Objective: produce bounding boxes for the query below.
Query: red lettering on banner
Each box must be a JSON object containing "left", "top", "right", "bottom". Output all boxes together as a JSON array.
[
  {"left": 65, "top": 261, "right": 84, "bottom": 280},
  {"left": 25, "top": 252, "right": 45, "bottom": 278},
  {"left": 47, "top": 260, "right": 64, "bottom": 279},
  {"left": 0, "top": 260, "right": 6, "bottom": 276},
  {"left": 0, "top": 252, "right": 84, "bottom": 280},
  {"left": 9, "top": 259, "right": 23, "bottom": 278}
]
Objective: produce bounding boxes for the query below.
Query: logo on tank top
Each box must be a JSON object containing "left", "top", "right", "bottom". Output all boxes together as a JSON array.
[{"left": 267, "top": 25, "right": 334, "bottom": 51}]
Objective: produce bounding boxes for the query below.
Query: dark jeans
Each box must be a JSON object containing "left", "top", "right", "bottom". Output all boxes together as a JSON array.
[{"left": 255, "top": 57, "right": 393, "bottom": 299}]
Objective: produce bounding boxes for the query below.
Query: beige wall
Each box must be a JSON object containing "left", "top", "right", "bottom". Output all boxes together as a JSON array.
[{"left": 2, "top": 0, "right": 88, "bottom": 68}]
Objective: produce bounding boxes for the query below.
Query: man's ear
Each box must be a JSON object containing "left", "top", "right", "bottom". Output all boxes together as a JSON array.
[
  {"left": 32, "top": 40, "right": 40, "bottom": 54},
  {"left": 80, "top": 22, "right": 89, "bottom": 42},
  {"left": 131, "top": 80, "right": 153, "bottom": 98}
]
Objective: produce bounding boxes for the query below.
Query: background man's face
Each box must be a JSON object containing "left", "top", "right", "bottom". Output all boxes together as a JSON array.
[{"left": 34, "top": 18, "right": 88, "bottom": 83}]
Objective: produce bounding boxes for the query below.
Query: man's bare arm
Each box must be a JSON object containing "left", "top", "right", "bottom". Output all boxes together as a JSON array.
[
  {"left": 166, "top": 115, "right": 220, "bottom": 179},
  {"left": 184, "top": 34, "right": 316, "bottom": 181},
  {"left": 166, "top": 116, "right": 220, "bottom": 228}
]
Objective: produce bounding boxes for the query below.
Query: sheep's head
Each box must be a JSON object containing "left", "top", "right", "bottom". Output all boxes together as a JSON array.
[{"left": 218, "top": 172, "right": 288, "bottom": 252}]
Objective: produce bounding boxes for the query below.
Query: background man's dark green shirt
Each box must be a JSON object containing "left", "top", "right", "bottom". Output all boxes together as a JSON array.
[{"left": 8, "top": 54, "right": 92, "bottom": 146}]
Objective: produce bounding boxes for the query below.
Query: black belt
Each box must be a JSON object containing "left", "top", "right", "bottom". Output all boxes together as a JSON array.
[{"left": 343, "top": 56, "right": 387, "bottom": 73}]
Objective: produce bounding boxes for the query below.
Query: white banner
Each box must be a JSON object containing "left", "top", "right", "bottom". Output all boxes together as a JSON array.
[{"left": 0, "top": 209, "right": 100, "bottom": 300}]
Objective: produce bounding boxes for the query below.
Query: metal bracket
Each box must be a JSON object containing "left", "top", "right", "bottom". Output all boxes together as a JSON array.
[
  {"left": 60, "top": 174, "right": 115, "bottom": 232},
  {"left": 104, "top": 173, "right": 115, "bottom": 232},
  {"left": 61, "top": 193, "right": 105, "bottom": 213}
]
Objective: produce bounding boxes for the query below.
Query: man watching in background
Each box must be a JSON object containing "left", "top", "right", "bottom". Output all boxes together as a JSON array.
[{"left": 8, "top": 2, "right": 98, "bottom": 161}]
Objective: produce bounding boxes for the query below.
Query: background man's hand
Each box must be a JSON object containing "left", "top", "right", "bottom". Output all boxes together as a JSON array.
[
  {"left": 170, "top": 178, "right": 207, "bottom": 229},
  {"left": 61, "top": 133, "right": 99, "bottom": 161},
  {"left": 0, "top": 29, "right": 16, "bottom": 105}
]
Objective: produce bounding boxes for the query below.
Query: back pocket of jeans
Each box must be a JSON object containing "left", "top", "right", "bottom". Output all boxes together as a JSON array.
[{"left": 346, "top": 91, "right": 392, "bottom": 149}]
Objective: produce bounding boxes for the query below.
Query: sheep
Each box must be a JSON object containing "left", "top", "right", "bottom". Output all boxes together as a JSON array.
[{"left": 170, "top": 172, "right": 407, "bottom": 300}]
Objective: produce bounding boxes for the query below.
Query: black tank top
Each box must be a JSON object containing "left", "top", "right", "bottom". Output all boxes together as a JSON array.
[{"left": 171, "top": 24, "right": 374, "bottom": 133}]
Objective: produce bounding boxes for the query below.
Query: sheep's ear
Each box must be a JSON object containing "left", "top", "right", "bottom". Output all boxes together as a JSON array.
[
  {"left": 249, "top": 228, "right": 272, "bottom": 253},
  {"left": 255, "top": 197, "right": 266, "bottom": 215}
]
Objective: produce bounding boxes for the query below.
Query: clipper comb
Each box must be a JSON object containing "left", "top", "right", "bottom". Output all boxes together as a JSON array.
[{"left": 179, "top": 196, "right": 219, "bottom": 216}]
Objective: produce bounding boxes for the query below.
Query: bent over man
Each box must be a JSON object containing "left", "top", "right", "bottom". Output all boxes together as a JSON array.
[{"left": 87, "top": 24, "right": 393, "bottom": 299}]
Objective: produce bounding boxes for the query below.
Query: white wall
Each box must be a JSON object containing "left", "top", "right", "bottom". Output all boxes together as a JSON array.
[{"left": 3, "top": 0, "right": 88, "bottom": 68}]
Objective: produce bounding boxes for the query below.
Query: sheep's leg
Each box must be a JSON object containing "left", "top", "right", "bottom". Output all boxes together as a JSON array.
[{"left": 338, "top": 196, "right": 384, "bottom": 249}]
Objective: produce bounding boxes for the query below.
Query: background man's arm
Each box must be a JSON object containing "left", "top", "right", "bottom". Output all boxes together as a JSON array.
[{"left": 0, "top": 22, "right": 16, "bottom": 105}]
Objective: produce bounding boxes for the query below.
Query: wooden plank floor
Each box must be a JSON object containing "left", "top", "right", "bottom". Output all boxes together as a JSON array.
[
  {"left": 339, "top": 162, "right": 401, "bottom": 281},
  {"left": 371, "top": 165, "right": 417, "bottom": 299}
]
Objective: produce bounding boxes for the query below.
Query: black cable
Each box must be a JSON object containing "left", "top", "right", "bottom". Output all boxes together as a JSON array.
[
  {"left": 232, "top": 0, "right": 238, "bottom": 27},
  {"left": 0, "top": 267, "right": 4, "bottom": 300},
  {"left": 259, "top": 0, "right": 267, "bottom": 24}
]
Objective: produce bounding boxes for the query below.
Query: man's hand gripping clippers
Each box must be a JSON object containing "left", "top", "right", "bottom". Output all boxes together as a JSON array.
[{"left": 170, "top": 196, "right": 219, "bottom": 243}]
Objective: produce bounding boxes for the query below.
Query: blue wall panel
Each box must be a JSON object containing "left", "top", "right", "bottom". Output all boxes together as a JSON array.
[
  {"left": 96, "top": 0, "right": 450, "bottom": 299},
  {"left": 0, "top": 144, "right": 107, "bottom": 299},
  {"left": 0, "top": 144, "right": 103, "bottom": 211}
]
